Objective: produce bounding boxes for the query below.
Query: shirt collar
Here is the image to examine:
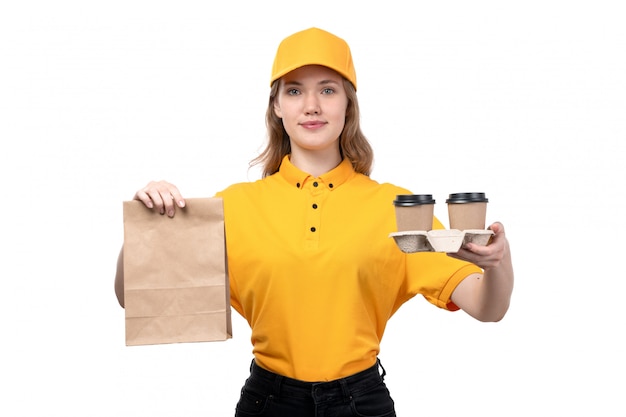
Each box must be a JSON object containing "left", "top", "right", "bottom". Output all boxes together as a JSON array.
[{"left": 278, "top": 155, "right": 355, "bottom": 191}]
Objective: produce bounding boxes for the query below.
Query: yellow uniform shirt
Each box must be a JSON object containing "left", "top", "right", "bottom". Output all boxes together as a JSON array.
[{"left": 217, "top": 156, "right": 481, "bottom": 381}]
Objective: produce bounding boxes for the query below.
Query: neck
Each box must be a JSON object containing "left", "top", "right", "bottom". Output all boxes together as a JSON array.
[{"left": 290, "top": 148, "right": 342, "bottom": 177}]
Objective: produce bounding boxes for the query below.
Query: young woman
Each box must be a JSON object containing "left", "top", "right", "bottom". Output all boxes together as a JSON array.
[{"left": 115, "top": 27, "right": 514, "bottom": 417}]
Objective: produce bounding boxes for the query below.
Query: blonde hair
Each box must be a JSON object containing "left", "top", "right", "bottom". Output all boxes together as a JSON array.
[{"left": 250, "top": 78, "right": 374, "bottom": 177}]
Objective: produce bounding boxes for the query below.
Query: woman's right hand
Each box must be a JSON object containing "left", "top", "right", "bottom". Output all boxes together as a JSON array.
[{"left": 133, "top": 180, "right": 186, "bottom": 217}]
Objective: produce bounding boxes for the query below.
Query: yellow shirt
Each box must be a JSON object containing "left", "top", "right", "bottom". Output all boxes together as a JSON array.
[{"left": 217, "top": 156, "right": 481, "bottom": 381}]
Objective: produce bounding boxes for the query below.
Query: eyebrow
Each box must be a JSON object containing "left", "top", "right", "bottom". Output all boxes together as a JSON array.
[{"left": 283, "top": 79, "right": 340, "bottom": 87}]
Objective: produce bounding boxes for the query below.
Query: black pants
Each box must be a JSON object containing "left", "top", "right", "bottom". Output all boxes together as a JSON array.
[{"left": 235, "top": 359, "right": 396, "bottom": 417}]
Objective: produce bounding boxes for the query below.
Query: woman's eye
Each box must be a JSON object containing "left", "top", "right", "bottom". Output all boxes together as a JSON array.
[
  {"left": 322, "top": 88, "right": 334, "bottom": 94},
  {"left": 287, "top": 88, "right": 300, "bottom": 95}
]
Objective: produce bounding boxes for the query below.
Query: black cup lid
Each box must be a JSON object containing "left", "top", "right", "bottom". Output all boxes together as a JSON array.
[
  {"left": 393, "top": 194, "right": 436, "bottom": 206},
  {"left": 446, "top": 192, "right": 488, "bottom": 203}
]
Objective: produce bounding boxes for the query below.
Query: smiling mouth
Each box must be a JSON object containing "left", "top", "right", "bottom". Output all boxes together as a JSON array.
[{"left": 301, "top": 121, "right": 326, "bottom": 129}]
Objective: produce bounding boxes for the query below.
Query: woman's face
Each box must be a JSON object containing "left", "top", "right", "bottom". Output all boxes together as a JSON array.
[{"left": 273, "top": 65, "right": 348, "bottom": 158}]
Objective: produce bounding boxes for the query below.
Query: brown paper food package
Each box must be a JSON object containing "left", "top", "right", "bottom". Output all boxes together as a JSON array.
[{"left": 123, "top": 197, "right": 232, "bottom": 346}]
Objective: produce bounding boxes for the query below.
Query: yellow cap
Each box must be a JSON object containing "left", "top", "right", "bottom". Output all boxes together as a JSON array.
[{"left": 270, "top": 27, "right": 357, "bottom": 90}]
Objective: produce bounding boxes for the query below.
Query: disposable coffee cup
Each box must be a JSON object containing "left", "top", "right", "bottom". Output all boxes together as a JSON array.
[
  {"left": 446, "top": 192, "right": 489, "bottom": 230},
  {"left": 393, "top": 194, "right": 436, "bottom": 231}
]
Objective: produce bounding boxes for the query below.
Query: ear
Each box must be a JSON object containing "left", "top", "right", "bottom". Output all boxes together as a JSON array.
[{"left": 273, "top": 100, "right": 282, "bottom": 119}]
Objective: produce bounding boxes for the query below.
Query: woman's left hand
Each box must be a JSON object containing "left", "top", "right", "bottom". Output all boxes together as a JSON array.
[{"left": 447, "top": 221, "right": 509, "bottom": 270}]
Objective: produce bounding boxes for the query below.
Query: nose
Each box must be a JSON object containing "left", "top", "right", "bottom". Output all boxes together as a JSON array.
[{"left": 304, "top": 94, "right": 320, "bottom": 115}]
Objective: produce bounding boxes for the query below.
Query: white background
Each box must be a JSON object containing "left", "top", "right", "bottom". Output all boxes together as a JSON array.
[{"left": 1, "top": 1, "right": 624, "bottom": 415}]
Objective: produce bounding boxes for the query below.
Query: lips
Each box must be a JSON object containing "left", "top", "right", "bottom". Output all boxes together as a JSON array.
[{"left": 300, "top": 120, "right": 327, "bottom": 129}]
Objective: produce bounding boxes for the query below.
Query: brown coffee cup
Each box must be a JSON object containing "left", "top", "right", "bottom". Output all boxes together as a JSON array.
[
  {"left": 393, "top": 194, "right": 436, "bottom": 231},
  {"left": 446, "top": 192, "right": 488, "bottom": 230}
]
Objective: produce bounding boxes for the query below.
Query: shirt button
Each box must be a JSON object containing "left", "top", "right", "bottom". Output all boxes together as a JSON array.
[
  {"left": 310, "top": 227, "right": 316, "bottom": 232},
  {"left": 312, "top": 203, "right": 318, "bottom": 209},
  {"left": 296, "top": 183, "right": 300, "bottom": 188},
  {"left": 313, "top": 181, "right": 319, "bottom": 187},
  {"left": 329, "top": 183, "right": 334, "bottom": 188}
]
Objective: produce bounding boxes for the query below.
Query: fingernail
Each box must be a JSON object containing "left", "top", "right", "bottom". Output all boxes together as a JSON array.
[
  {"left": 147, "top": 201, "right": 153, "bottom": 208},
  {"left": 168, "top": 210, "right": 174, "bottom": 217},
  {"left": 179, "top": 200, "right": 185, "bottom": 207}
]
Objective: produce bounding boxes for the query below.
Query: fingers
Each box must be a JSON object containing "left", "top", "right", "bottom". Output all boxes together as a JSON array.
[
  {"left": 448, "top": 222, "right": 508, "bottom": 269},
  {"left": 450, "top": 246, "right": 502, "bottom": 269},
  {"left": 487, "top": 221, "right": 504, "bottom": 235},
  {"left": 133, "top": 180, "right": 186, "bottom": 217}
]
